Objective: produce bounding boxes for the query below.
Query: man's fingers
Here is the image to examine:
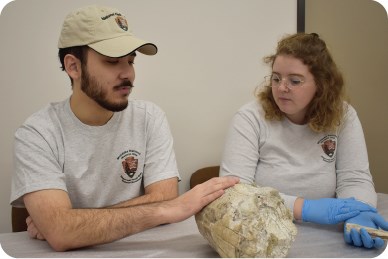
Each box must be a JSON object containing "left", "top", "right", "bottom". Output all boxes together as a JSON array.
[
  {"left": 190, "top": 177, "right": 239, "bottom": 210},
  {"left": 26, "top": 220, "right": 44, "bottom": 240},
  {"left": 201, "top": 176, "right": 239, "bottom": 194},
  {"left": 27, "top": 227, "right": 38, "bottom": 239},
  {"left": 36, "top": 232, "right": 45, "bottom": 240},
  {"left": 26, "top": 216, "right": 32, "bottom": 226},
  {"left": 201, "top": 189, "right": 225, "bottom": 207}
]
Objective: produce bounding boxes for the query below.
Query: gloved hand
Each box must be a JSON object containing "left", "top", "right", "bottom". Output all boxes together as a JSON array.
[
  {"left": 302, "top": 197, "right": 376, "bottom": 225},
  {"left": 344, "top": 211, "right": 388, "bottom": 249}
]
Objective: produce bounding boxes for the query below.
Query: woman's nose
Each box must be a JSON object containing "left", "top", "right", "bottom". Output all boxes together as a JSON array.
[{"left": 277, "top": 79, "right": 290, "bottom": 92}]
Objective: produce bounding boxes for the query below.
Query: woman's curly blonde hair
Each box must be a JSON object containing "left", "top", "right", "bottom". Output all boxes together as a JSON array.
[{"left": 257, "top": 33, "right": 347, "bottom": 133}]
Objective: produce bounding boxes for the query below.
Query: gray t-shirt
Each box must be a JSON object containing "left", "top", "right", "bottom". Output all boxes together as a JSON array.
[
  {"left": 220, "top": 101, "right": 376, "bottom": 212},
  {"left": 11, "top": 98, "right": 180, "bottom": 208}
]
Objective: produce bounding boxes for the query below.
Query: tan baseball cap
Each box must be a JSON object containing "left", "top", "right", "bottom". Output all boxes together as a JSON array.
[{"left": 58, "top": 5, "right": 157, "bottom": 57}]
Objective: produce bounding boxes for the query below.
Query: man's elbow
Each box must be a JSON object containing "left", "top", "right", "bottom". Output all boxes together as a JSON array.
[
  {"left": 47, "top": 239, "right": 71, "bottom": 252},
  {"left": 45, "top": 231, "right": 76, "bottom": 252}
]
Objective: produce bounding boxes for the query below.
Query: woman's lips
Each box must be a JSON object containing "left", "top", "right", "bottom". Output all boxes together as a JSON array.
[{"left": 278, "top": 96, "right": 291, "bottom": 102}]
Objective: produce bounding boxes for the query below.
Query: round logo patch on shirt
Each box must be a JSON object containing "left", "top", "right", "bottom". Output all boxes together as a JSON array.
[
  {"left": 318, "top": 135, "right": 337, "bottom": 163},
  {"left": 117, "top": 149, "right": 143, "bottom": 183}
]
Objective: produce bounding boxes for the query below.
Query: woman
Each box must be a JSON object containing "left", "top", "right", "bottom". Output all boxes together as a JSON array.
[{"left": 220, "top": 33, "right": 388, "bottom": 249}]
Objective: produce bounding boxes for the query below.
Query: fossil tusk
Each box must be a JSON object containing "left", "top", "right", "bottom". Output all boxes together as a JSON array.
[{"left": 346, "top": 223, "right": 388, "bottom": 240}]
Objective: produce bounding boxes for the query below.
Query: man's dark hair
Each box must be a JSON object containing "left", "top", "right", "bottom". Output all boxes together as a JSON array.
[{"left": 58, "top": 46, "right": 89, "bottom": 86}]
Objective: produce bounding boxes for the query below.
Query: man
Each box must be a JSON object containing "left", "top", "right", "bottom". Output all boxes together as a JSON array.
[{"left": 10, "top": 5, "right": 239, "bottom": 251}]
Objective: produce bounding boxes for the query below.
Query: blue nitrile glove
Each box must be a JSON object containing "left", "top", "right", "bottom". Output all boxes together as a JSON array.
[
  {"left": 302, "top": 198, "right": 377, "bottom": 225},
  {"left": 344, "top": 211, "right": 388, "bottom": 249}
]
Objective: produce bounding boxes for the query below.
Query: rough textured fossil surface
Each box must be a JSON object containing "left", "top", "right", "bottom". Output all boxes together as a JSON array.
[{"left": 195, "top": 183, "right": 297, "bottom": 258}]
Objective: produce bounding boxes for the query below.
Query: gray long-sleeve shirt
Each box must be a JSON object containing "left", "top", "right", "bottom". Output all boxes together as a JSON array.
[{"left": 220, "top": 101, "right": 376, "bottom": 213}]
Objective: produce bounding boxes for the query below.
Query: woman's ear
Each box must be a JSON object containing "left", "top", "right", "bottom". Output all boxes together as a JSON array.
[{"left": 64, "top": 54, "right": 81, "bottom": 81}]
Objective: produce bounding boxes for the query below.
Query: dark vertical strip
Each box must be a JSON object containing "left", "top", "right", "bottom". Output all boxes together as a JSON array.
[{"left": 297, "top": 0, "right": 305, "bottom": 32}]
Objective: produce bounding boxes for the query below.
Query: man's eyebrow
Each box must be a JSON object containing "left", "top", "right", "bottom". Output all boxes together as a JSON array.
[{"left": 130, "top": 52, "right": 137, "bottom": 57}]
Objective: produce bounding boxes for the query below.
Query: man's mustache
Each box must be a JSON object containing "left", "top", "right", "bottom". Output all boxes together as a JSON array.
[{"left": 115, "top": 81, "right": 134, "bottom": 89}]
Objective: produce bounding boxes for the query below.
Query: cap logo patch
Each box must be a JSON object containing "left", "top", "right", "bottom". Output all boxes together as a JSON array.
[
  {"left": 115, "top": 16, "right": 128, "bottom": 31},
  {"left": 101, "top": 12, "right": 122, "bottom": 20}
]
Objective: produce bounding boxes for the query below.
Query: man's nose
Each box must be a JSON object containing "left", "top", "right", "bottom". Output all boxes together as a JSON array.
[{"left": 119, "top": 63, "right": 135, "bottom": 80}]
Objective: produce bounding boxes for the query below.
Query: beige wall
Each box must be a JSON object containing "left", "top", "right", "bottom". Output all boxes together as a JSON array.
[
  {"left": 305, "top": 0, "right": 388, "bottom": 193},
  {"left": 0, "top": 0, "right": 296, "bottom": 233}
]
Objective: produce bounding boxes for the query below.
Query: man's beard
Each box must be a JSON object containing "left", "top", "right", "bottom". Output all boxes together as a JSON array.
[{"left": 80, "top": 66, "right": 132, "bottom": 112}]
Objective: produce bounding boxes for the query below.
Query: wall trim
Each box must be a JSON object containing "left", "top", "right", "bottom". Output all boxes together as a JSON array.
[{"left": 297, "top": 0, "right": 305, "bottom": 32}]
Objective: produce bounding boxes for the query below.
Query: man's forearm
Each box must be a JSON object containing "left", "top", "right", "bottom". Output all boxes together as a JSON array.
[
  {"left": 43, "top": 205, "right": 167, "bottom": 251},
  {"left": 25, "top": 178, "right": 179, "bottom": 246},
  {"left": 109, "top": 178, "right": 179, "bottom": 208},
  {"left": 108, "top": 192, "right": 173, "bottom": 208}
]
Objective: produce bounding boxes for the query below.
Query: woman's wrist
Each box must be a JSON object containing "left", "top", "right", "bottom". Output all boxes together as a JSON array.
[{"left": 294, "top": 197, "right": 304, "bottom": 220}]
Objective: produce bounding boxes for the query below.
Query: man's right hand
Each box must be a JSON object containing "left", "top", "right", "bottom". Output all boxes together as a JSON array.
[{"left": 161, "top": 176, "right": 239, "bottom": 223}]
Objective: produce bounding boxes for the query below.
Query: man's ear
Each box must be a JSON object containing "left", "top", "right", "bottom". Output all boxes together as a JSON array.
[{"left": 64, "top": 54, "right": 81, "bottom": 81}]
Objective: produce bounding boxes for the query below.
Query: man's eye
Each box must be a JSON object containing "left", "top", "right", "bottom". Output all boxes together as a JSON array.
[{"left": 107, "top": 60, "right": 118, "bottom": 64}]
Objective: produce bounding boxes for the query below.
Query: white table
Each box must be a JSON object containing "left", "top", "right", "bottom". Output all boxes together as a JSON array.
[{"left": 1, "top": 193, "right": 388, "bottom": 258}]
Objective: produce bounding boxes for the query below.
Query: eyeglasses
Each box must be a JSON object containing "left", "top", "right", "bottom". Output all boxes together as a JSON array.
[{"left": 264, "top": 73, "right": 306, "bottom": 90}]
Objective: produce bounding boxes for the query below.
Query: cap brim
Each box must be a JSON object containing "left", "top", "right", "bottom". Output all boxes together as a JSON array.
[{"left": 88, "top": 35, "right": 158, "bottom": 57}]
